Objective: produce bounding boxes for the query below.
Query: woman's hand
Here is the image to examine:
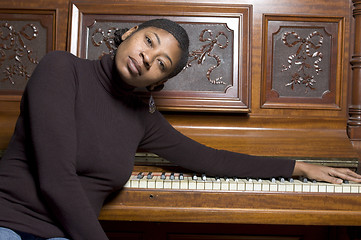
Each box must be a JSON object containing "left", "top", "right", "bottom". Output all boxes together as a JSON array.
[{"left": 293, "top": 161, "right": 361, "bottom": 184}]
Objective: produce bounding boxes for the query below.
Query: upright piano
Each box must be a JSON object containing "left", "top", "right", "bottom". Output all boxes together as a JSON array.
[{"left": 1, "top": 0, "right": 361, "bottom": 239}]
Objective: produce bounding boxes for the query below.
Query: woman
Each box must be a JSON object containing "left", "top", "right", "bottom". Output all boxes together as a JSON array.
[{"left": 0, "top": 19, "right": 360, "bottom": 240}]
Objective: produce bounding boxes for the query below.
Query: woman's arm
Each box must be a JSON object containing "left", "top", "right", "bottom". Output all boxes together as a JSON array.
[
  {"left": 24, "top": 51, "right": 108, "bottom": 240},
  {"left": 141, "top": 111, "right": 361, "bottom": 184},
  {"left": 139, "top": 111, "right": 295, "bottom": 179},
  {"left": 293, "top": 161, "right": 361, "bottom": 184}
]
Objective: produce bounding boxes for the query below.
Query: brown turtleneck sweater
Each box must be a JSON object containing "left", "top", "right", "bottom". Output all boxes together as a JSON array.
[{"left": 0, "top": 51, "right": 295, "bottom": 239}]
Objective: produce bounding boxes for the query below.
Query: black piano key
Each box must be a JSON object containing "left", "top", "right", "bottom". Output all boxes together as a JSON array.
[
  {"left": 147, "top": 172, "right": 153, "bottom": 179},
  {"left": 300, "top": 177, "right": 308, "bottom": 183},
  {"left": 161, "top": 172, "right": 166, "bottom": 180},
  {"left": 179, "top": 173, "right": 184, "bottom": 180},
  {"left": 137, "top": 172, "right": 143, "bottom": 179},
  {"left": 170, "top": 173, "right": 175, "bottom": 180},
  {"left": 201, "top": 174, "right": 207, "bottom": 181}
]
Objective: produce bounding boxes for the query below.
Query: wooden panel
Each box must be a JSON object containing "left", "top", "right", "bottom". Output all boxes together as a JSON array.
[
  {"left": 106, "top": 232, "right": 143, "bottom": 240},
  {"left": 99, "top": 188, "right": 361, "bottom": 226},
  {"left": 69, "top": 1, "right": 251, "bottom": 112},
  {"left": 261, "top": 15, "right": 343, "bottom": 110},
  {"left": 101, "top": 221, "right": 347, "bottom": 240},
  {"left": 348, "top": 0, "right": 361, "bottom": 140},
  {"left": 168, "top": 234, "right": 300, "bottom": 240},
  {"left": 0, "top": 9, "right": 56, "bottom": 101}
]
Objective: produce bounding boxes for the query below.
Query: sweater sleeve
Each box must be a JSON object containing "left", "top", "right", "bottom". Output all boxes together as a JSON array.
[
  {"left": 139, "top": 111, "right": 295, "bottom": 179},
  {"left": 23, "top": 51, "right": 108, "bottom": 240}
]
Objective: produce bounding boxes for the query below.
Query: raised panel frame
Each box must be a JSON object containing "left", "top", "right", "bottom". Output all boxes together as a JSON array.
[
  {"left": 0, "top": 9, "right": 56, "bottom": 101},
  {"left": 261, "top": 15, "right": 344, "bottom": 110},
  {"left": 69, "top": 1, "right": 251, "bottom": 112}
]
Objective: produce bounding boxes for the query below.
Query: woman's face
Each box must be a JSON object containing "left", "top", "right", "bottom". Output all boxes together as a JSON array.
[{"left": 115, "top": 26, "right": 182, "bottom": 89}]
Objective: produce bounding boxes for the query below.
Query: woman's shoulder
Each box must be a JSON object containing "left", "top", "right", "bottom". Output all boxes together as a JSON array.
[
  {"left": 28, "top": 51, "right": 83, "bottom": 87},
  {"left": 40, "top": 51, "right": 78, "bottom": 65},
  {"left": 35, "top": 51, "right": 91, "bottom": 77}
]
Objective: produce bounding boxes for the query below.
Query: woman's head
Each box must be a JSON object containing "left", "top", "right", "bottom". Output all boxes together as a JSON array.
[{"left": 114, "top": 19, "right": 189, "bottom": 90}]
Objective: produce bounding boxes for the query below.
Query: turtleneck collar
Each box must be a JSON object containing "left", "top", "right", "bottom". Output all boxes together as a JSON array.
[{"left": 95, "top": 54, "right": 135, "bottom": 97}]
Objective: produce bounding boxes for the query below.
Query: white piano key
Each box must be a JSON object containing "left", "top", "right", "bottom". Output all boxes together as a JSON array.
[
  {"left": 253, "top": 179, "right": 262, "bottom": 191},
  {"left": 124, "top": 172, "right": 361, "bottom": 193},
  {"left": 220, "top": 178, "right": 229, "bottom": 191},
  {"left": 293, "top": 180, "right": 303, "bottom": 192},
  {"left": 268, "top": 180, "right": 278, "bottom": 192},
  {"left": 130, "top": 176, "right": 140, "bottom": 188},
  {"left": 196, "top": 179, "right": 205, "bottom": 190},
  {"left": 310, "top": 183, "right": 319, "bottom": 192},
  {"left": 349, "top": 182, "right": 360, "bottom": 193},
  {"left": 180, "top": 177, "right": 189, "bottom": 189},
  {"left": 302, "top": 182, "right": 311, "bottom": 192},
  {"left": 155, "top": 176, "right": 164, "bottom": 189},
  {"left": 326, "top": 184, "right": 335, "bottom": 193},
  {"left": 229, "top": 179, "right": 237, "bottom": 191},
  {"left": 276, "top": 181, "right": 286, "bottom": 192},
  {"left": 245, "top": 179, "right": 254, "bottom": 191},
  {"left": 261, "top": 180, "right": 270, "bottom": 191},
  {"left": 318, "top": 183, "right": 327, "bottom": 193},
  {"left": 188, "top": 178, "right": 197, "bottom": 190},
  {"left": 147, "top": 178, "right": 156, "bottom": 189},
  {"left": 334, "top": 184, "right": 343, "bottom": 193},
  {"left": 139, "top": 179, "right": 148, "bottom": 188},
  {"left": 171, "top": 180, "right": 180, "bottom": 189},
  {"left": 236, "top": 179, "right": 246, "bottom": 191},
  {"left": 342, "top": 183, "right": 351, "bottom": 193},
  {"left": 124, "top": 180, "right": 131, "bottom": 188},
  {"left": 163, "top": 179, "right": 172, "bottom": 189},
  {"left": 204, "top": 179, "right": 213, "bottom": 190},
  {"left": 284, "top": 182, "right": 294, "bottom": 192},
  {"left": 212, "top": 178, "right": 221, "bottom": 190}
]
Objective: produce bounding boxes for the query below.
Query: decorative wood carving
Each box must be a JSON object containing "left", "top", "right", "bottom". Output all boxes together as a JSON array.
[
  {"left": 69, "top": 2, "right": 251, "bottom": 112},
  {"left": 261, "top": 15, "right": 343, "bottom": 110},
  {"left": 348, "top": 0, "right": 361, "bottom": 140},
  {"left": 0, "top": 10, "right": 55, "bottom": 101}
]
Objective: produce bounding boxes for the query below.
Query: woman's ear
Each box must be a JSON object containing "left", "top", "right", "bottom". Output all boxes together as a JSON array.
[{"left": 121, "top": 26, "right": 139, "bottom": 41}]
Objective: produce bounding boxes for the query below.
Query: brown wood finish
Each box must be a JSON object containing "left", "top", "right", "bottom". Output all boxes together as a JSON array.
[
  {"left": 100, "top": 188, "right": 361, "bottom": 226},
  {"left": 1, "top": 0, "right": 361, "bottom": 239},
  {"left": 348, "top": 0, "right": 361, "bottom": 140},
  {"left": 101, "top": 221, "right": 358, "bottom": 240},
  {"left": 0, "top": 0, "right": 356, "bottom": 156},
  {"left": 261, "top": 15, "right": 343, "bottom": 110},
  {"left": 0, "top": 9, "right": 56, "bottom": 101},
  {"left": 68, "top": 1, "right": 251, "bottom": 112}
]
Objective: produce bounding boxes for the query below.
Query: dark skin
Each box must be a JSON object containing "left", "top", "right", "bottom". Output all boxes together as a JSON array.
[
  {"left": 115, "top": 25, "right": 361, "bottom": 185},
  {"left": 115, "top": 26, "right": 181, "bottom": 90}
]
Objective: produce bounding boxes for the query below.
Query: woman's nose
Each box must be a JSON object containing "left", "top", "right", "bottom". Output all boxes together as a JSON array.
[{"left": 140, "top": 51, "right": 154, "bottom": 70}]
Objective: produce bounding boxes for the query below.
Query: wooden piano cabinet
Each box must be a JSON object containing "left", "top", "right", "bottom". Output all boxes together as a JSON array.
[
  {"left": 100, "top": 188, "right": 361, "bottom": 226},
  {"left": 0, "top": 0, "right": 360, "bottom": 239},
  {"left": 100, "top": 221, "right": 361, "bottom": 240}
]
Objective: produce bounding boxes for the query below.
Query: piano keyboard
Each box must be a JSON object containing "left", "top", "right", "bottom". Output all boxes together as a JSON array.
[{"left": 124, "top": 172, "right": 361, "bottom": 193}]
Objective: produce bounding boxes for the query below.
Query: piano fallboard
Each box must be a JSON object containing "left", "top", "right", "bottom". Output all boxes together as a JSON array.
[{"left": 100, "top": 187, "right": 361, "bottom": 226}]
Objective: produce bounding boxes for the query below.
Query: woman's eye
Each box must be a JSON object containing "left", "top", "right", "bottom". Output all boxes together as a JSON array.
[
  {"left": 158, "top": 60, "right": 165, "bottom": 70},
  {"left": 146, "top": 36, "right": 152, "bottom": 46}
]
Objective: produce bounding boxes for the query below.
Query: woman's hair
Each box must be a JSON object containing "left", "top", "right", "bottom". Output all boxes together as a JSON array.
[{"left": 114, "top": 19, "right": 189, "bottom": 80}]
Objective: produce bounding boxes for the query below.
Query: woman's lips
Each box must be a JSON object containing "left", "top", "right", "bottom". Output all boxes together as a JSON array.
[{"left": 127, "top": 57, "right": 141, "bottom": 76}]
